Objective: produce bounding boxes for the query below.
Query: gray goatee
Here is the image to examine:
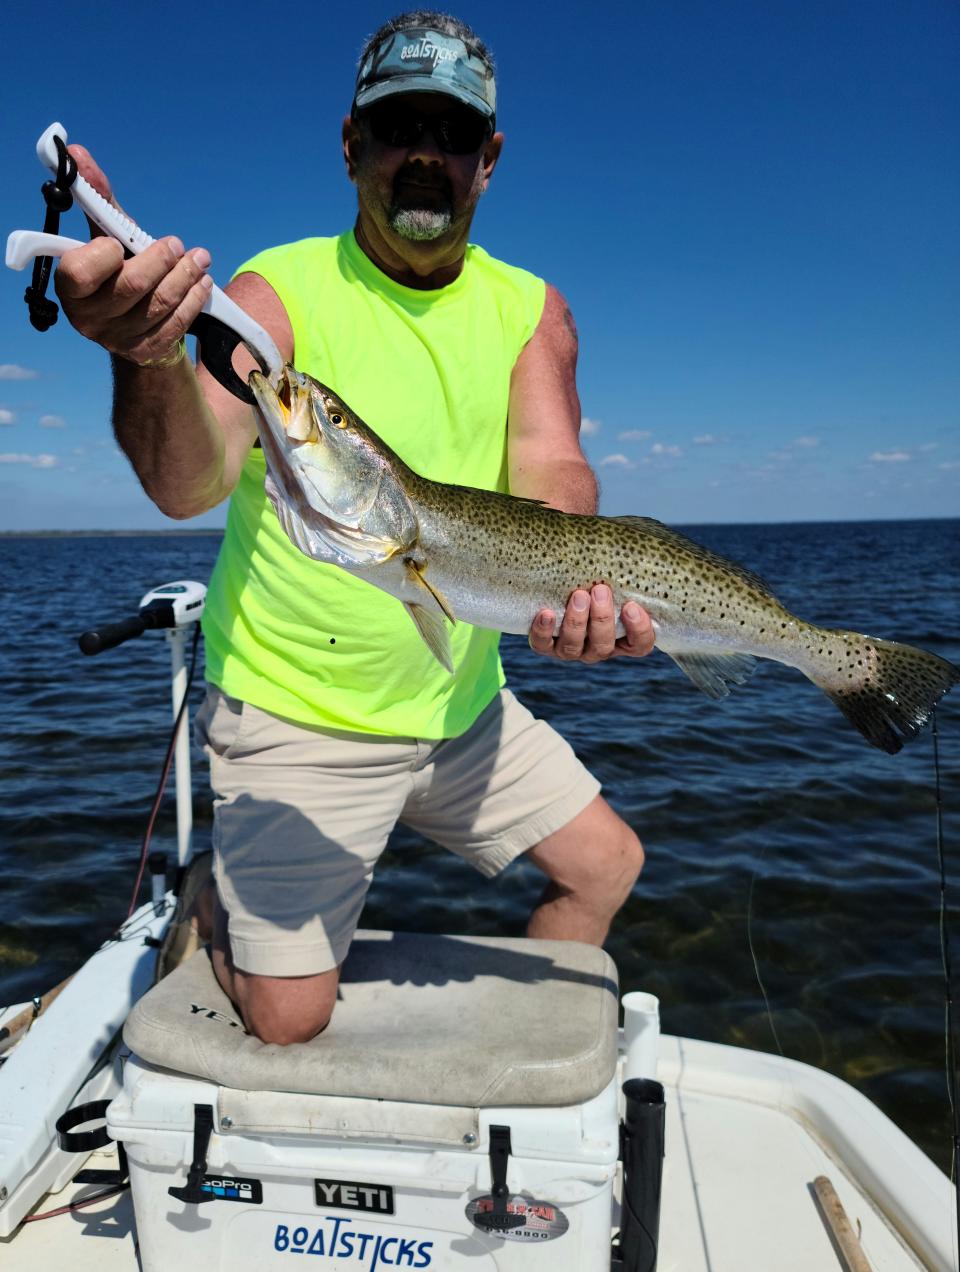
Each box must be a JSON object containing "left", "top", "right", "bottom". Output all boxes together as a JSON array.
[{"left": 389, "top": 206, "right": 453, "bottom": 241}]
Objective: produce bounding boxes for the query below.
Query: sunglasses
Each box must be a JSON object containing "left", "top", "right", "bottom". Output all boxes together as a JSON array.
[{"left": 360, "top": 101, "right": 493, "bottom": 155}]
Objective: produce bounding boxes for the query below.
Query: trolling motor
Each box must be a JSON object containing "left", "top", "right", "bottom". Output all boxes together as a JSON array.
[
  {"left": 78, "top": 580, "right": 207, "bottom": 655},
  {"left": 78, "top": 580, "right": 207, "bottom": 871}
]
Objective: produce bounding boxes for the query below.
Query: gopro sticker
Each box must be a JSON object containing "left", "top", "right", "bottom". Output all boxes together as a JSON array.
[{"left": 201, "top": 1174, "right": 262, "bottom": 1203}]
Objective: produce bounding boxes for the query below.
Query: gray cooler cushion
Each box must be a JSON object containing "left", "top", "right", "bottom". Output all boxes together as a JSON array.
[{"left": 124, "top": 929, "right": 618, "bottom": 1108}]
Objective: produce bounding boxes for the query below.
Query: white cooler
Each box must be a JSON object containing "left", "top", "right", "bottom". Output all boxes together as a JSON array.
[{"left": 108, "top": 930, "right": 624, "bottom": 1271}]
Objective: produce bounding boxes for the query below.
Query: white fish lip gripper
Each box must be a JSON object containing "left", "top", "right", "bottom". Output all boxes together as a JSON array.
[{"left": 5, "top": 122, "right": 284, "bottom": 404}]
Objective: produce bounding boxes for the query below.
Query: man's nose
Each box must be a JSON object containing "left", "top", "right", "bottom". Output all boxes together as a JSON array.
[{"left": 405, "top": 124, "right": 445, "bottom": 165}]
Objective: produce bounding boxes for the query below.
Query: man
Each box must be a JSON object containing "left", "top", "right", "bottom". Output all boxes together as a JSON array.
[{"left": 56, "top": 11, "right": 653, "bottom": 1045}]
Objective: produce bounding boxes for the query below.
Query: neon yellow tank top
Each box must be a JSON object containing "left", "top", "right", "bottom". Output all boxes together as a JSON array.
[{"left": 202, "top": 230, "right": 545, "bottom": 738}]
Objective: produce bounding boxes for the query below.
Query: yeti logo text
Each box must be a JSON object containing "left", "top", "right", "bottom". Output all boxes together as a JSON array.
[{"left": 400, "top": 39, "right": 457, "bottom": 67}]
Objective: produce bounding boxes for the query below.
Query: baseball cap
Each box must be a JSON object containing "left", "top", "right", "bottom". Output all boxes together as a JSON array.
[{"left": 354, "top": 27, "right": 496, "bottom": 121}]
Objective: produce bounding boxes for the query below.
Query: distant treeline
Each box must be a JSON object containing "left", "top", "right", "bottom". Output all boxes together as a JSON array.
[{"left": 0, "top": 529, "right": 226, "bottom": 538}]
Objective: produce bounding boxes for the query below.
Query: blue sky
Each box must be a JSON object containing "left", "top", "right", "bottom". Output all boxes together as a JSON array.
[{"left": 1, "top": 0, "right": 956, "bottom": 530}]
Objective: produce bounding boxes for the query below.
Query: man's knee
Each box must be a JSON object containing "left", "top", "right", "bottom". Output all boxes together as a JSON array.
[
  {"left": 239, "top": 977, "right": 337, "bottom": 1045},
  {"left": 590, "top": 819, "right": 644, "bottom": 907},
  {"left": 617, "top": 822, "right": 645, "bottom": 885},
  {"left": 528, "top": 798, "right": 644, "bottom": 905},
  {"left": 212, "top": 948, "right": 340, "bottom": 1045}
]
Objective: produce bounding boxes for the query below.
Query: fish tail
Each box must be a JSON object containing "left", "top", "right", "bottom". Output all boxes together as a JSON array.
[{"left": 807, "top": 631, "right": 959, "bottom": 754}]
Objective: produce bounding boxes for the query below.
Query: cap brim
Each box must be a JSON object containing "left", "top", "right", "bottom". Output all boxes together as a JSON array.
[{"left": 354, "top": 77, "right": 495, "bottom": 120}]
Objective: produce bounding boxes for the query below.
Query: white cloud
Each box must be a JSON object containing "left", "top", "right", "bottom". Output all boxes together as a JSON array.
[
  {"left": 919, "top": 442, "right": 939, "bottom": 453},
  {"left": 39, "top": 414, "right": 66, "bottom": 428},
  {"left": 580, "top": 416, "right": 602, "bottom": 436},
  {"left": 938, "top": 461, "right": 959, "bottom": 471},
  {"left": 618, "top": 429, "right": 651, "bottom": 441},
  {"left": 0, "top": 409, "right": 14, "bottom": 425},
  {"left": 0, "top": 364, "right": 38, "bottom": 380},
  {"left": 693, "top": 433, "right": 721, "bottom": 445},
  {"left": 0, "top": 452, "right": 58, "bottom": 468},
  {"left": 792, "top": 436, "right": 820, "bottom": 448},
  {"left": 651, "top": 442, "right": 683, "bottom": 458},
  {"left": 599, "top": 453, "right": 634, "bottom": 468},
  {"left": 870, "top": 450, "right": 911, "bottom": 463}
]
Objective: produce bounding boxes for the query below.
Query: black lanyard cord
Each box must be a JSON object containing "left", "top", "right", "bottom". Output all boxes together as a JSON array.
[{"left": 24, "top": 134, "right": 77, "bottom": 331}]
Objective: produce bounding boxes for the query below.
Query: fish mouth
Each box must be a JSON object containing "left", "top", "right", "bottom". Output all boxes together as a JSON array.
[
  {"left": 250, "top": 365, "right": 302, "bottom": 441},
  {"left": 277, "top": 367, "right": 293, "bottom": 418}
]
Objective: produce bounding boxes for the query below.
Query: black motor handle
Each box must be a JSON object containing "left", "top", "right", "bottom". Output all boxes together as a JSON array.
[
  {"left": 78, "top": 614, "right": 148, "bottom": 655},
  {"left": 78, "top": 600, "right": 176, "bottom": 656}
]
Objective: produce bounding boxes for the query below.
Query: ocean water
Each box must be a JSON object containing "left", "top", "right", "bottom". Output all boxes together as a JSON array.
[{"left": 1, "top": 520, "right": 957, "bottom": 1169}]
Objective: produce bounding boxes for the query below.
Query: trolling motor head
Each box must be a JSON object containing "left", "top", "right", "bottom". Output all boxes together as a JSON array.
[{"left": 77, "top": 580, "right": 206, "bottom": 656}]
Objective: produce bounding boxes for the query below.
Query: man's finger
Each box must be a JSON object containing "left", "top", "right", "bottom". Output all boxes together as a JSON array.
[
  {"left": 96, "top": 237, "right": 190, "bottom": 317},
  {"left": 67, "top": 144, "right": 114, "bottom": 206},
  {"left": 528, "top": 609, "right": 556, "bottom": 655},
  {"left": 614, "top": 601, "right": 656, "bottom": 658},
  {"left": 582, "top": 584, "right": 616, "bottom": 660},
  {"left": 54, "top": 238, "right": 125, "bottom": 300},
  {"left": 554, "top": 590, "right": 590, "bottom": 659},
  {"left": 66, "top": 144, "right": 129, "bottom": 239},
  {"left": 138, "top": 248, "right": 211, "bottom": 327},
  {"left": 121, "top": 274, "right": 213, "bottom": 366}
]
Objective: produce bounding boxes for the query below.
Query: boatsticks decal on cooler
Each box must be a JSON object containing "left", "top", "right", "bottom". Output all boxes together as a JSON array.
[
  {"left": 465, "top": 1194, "right": 570, "bottom": 1241},
  {"left": 273, "top": 1216, "right": 433, "bottom": 1266},
  {"left": 315, "top": 1177, "right": 395, "bottom": 1213}
]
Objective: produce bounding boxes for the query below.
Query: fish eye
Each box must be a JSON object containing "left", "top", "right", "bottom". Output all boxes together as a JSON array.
[{"left": 329, "top": 413, "right": 344, "bottom": 426}]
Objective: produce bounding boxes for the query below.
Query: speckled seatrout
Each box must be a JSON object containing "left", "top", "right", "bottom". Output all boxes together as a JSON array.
[{"left": 249, "top": 365, "right": 958, "bottom": 755}]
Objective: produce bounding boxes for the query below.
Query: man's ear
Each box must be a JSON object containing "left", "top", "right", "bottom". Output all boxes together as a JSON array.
[
  {"left": 343, "top": 114, "right": 361, "bottom": 182},
  {"left": 481, "top": 131, "right": 504, "bottom": 193}
]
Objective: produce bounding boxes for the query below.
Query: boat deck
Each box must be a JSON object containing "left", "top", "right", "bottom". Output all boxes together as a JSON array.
[{"left": 3, "top": 1033, "right": 953, "bottom": 1270}]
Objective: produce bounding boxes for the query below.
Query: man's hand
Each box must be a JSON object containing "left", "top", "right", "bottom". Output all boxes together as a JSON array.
[
  {"left": 54, "top": 145, "right": 213, "bottom": 367},
  {"left": 528, "top": 585, "right": 655, "bottom": 663}
]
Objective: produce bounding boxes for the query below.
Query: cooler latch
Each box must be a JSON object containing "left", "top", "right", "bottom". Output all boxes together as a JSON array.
[
  {"left": 168, "top": 1103, "right": 216, "bottom": 1204},
  {"left": 472, "top": 1124, "right": 525, "bottom": 1232}
]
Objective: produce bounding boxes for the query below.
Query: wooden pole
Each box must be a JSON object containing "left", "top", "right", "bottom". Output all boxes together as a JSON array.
[{"left": 812, "top": 1175, "right": 874, "bottom": 1272}]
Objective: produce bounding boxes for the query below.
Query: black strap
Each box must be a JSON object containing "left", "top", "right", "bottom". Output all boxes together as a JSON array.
[
  {"left": 168, "top": 1103, "right": 216, "bottom": 1204},
  {"left": 56, "top": 1098, "right": 113, "bottom": 1152},
  {"left": 24, "top": 135, "right": 77, "bottom": 331},
  {"left": 471, "top": 1124, "right": 526, "bottom": 1231}
]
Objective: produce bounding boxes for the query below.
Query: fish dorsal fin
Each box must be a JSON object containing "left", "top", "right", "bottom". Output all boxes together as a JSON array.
[
  {"left": 609, "top": 515, "right": 664, "bottom": 530},
  {"left": 404, "top": 603, "right": 454, "bottom": 673},
  {"left": 666, "top": 650, "right": 759, "bottom": 701},
  {"left": 610, "top": 515, "right": 775, "bottom": 598}
]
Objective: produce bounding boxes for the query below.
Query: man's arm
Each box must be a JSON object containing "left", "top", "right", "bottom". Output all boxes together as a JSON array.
[
  {"left": 55, "top": 146, "right": 293, "bottom": 519},
  {"left": 508, "top": 284, "right": 654, "bottom": 662}
]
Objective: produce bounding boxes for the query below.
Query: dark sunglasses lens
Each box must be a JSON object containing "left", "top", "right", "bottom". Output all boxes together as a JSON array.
[
  {"left": 366, "top": 105, "right": 421, "bottom": 148},
  {"left": 364, "top": 105, "right": 489, "bottom": 154},
  {"left": 437, "top": 111, "right": 490, "bottom": 154}
]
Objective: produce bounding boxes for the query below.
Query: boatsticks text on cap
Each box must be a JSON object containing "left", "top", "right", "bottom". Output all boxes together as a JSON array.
[{"left": 354, "top": 28, "right": 496, "bottom": 121}]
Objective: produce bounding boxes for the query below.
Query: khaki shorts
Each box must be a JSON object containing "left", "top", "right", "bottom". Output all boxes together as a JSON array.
[{"left": 194, "top": 686, "right": 601, "bottom": 976}]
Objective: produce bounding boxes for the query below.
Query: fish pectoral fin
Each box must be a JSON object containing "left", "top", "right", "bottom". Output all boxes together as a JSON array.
[
  {"left": 404, "top": 603, "right": 455, "bottom": 674},
  {"left": 404, "top": 559, "right": 457, "bottom": 625},
  {"left": 666, "top": 650, "right": 759, "bottom": 700}
]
